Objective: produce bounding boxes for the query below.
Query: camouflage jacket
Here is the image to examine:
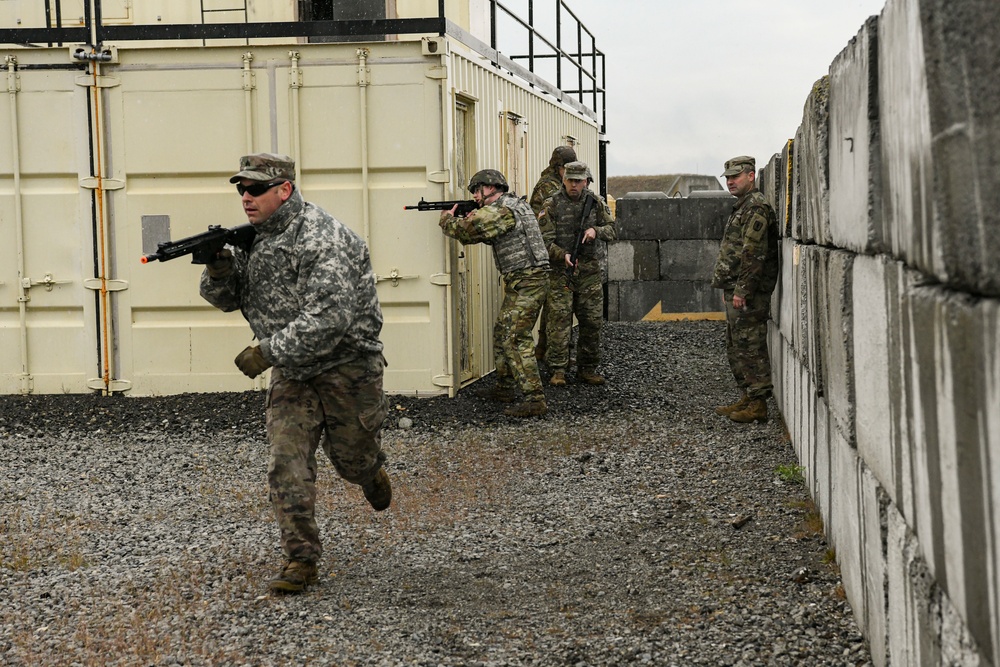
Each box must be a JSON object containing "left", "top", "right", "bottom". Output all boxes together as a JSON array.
[
  {"left": 538, "top": 188, "right": 616, "bottom": 270},
  {"left": 200, "top": 187, "right": 384, "bottom": 380},
  {"left": 711, "top": 189, "right": 780, "bottom": 298},
  {"left": 439, "top": 192, "right": 550, "bottom": 274},
  {"left": 529, "top": 166, "right": 562, "bottom": 216}
]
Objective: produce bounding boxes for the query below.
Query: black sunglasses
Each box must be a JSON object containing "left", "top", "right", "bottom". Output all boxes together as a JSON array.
[{"left": 236, "top": 180, "right": 286, "bottom": 197}]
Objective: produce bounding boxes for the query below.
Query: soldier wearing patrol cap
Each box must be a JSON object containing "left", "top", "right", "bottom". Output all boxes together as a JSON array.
[
  {"left": 200, "top": 152, "right": 392, "bottom": 594},
  {"left": 537, "top": 160, "right": 616, "bottom": 386},
  {"left": 529, "top": 145, "right": 578, "bottom": 362},
  {"left": 711, "top": 155, "right": 780, "bottom": 423}
]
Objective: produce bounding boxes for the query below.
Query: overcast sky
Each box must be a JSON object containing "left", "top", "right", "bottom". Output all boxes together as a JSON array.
[{"left": 511, "top": 0, "right": 887, "bottom": 179}]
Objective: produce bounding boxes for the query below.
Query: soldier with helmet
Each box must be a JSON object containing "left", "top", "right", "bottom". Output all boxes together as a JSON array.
[
  {"left": 711, "top": 155, "right": 780, "bottom": 424},
  {"left": 439, "top": 168, "right": 553, "bottom": 417},
  {"left": 529, "top": 145, "right": 577, "bottom": 362},
  {"left": 537, "top": 160, "right": 617, "bottom": 386}
]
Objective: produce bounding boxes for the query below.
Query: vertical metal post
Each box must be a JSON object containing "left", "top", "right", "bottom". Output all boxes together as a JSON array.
[
  {"left": 555, "top": 0, "right": 562, "bottom": 90},
  {"left": 490, "top": 0, "right": 497, "bottom": 50},
  {"left": 527, "top": 0, "right": 534, "bottom": 74}
]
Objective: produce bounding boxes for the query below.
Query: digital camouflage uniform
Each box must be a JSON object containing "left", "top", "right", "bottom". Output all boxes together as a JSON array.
[
  {"left": 711, "top": 188, "right": 780, "bottom": 400},
  {"left": 200, "top": 183, "right": 389, "bottom": 566},
  {"left": 538, "top": 183, "right": 617, "bottom": 374},
  {"left": 440, "top": 192, "right": 551, "bottom": 402}
]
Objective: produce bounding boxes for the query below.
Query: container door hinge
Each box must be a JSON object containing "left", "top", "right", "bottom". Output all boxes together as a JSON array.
[
  {"left": 79, "top": 177, "right": 125, "bottom": 190},
  {"left": 83, "top": 278, "right": 129, "bottom": 292},
  {"left": 75, "top": 74, "right": 121, "bottom": 89},
  {"left": 429, "top": 273, "right": 451, "bottom": 286},
  {"left": 432, "top": 374, "right": 453, "bottom": 388},
  {"left": 86, "top": 378, "right": 133, "bottom": 393}
]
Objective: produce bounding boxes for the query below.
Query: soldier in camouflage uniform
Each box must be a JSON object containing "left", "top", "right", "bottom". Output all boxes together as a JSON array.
[
  {"left": 439, "top": 169, "right": 552, "bottom": 418},
  {"left": 529, "top": 145, "right": 577, "bottom": 362},
  {"left": 538, "top": 161, "right": 617, "bottom": 385},
  {"left": 711, "top": 156, "right": 780, "bottom": 423},
  {"left": 199, "top": 153, "right": 391, "bottom": 594}
]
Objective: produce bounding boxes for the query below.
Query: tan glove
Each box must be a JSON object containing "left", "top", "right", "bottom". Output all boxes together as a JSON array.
[
  {"left": 206, "top": 248, "right": 233, "bottom": 279},
  {"left": 235, "top": 345, "right": 272, "bottom": 378}
]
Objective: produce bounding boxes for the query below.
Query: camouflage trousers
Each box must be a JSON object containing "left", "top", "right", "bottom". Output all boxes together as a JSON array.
[
  {"left": 723, "top": 289, "right": 773, "bottom": 400},
  {"left": 266, "top": 353, "right": 389, "bottom": 563},
  {"left": 545, "top": 262, "right": 604, "bottom": 371},
  {"left": 494, "top": 267, "right": 548, "bottom": 400}
]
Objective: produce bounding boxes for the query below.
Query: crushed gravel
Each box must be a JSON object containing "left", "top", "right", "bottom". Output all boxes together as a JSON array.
[{"left": 0, "top": 321, "right": 872, "bottom": 666}]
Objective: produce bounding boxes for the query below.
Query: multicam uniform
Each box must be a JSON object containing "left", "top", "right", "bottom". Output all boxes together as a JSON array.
[
  {"left": 539, "top": 188, "right": 617, "bottom": 373},
  {"left": 529, "top": 166, "right": 563, "bottom": 216},
  {"left": 200, "top": 186, "right": 389, "bottom": 565},
  {"left": 440, "top": 192, "right": 551, "bottom": 402},
  {"left": 711, "top": 188, "right": 780, "bottom": 400}
]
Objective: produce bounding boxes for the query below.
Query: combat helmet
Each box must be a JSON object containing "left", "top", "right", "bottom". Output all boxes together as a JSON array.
[{"left": 468, "top": 169, "right": 509, "bottom": 193}]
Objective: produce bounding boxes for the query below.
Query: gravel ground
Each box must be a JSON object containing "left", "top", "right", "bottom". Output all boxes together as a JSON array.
[{"left": 0, "top": 321, "right": 871, "bottom": 666}]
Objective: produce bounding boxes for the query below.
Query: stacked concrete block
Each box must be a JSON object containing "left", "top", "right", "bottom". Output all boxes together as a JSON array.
[
  {"left": 878, "top": 0, "right": 934, "bottom": 270},
  {"left": 607, "top": 194, "right": 733, "bottom": 321},
  {"left": 793, "top": 76, "right": 831, "bottom": 246},
  {"left": 829, "top": 16, "right": 887, "bottom": 254},
  {"left": 768, "top": 0, "right": 1000, "bottom": 662},
  {"left": 918, "top": 0, "right": 1000, "bottom": 297}
]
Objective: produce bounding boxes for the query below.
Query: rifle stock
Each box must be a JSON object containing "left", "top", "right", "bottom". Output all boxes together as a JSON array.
[
  {"left": 404, "top": 198, "right": 478, "bottom": 217},
  {"left": 140, "top": 223, "right": 256, "bottom": 265}
]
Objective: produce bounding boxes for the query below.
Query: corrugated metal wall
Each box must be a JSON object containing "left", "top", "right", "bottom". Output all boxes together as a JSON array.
[{"left": 0, "top": 34, "right": 600, "bottom": 396}]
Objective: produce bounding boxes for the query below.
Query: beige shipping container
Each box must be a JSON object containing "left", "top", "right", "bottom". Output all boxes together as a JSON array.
[{"left": 0, "top": 1, "right": 604, "bottom": 396}]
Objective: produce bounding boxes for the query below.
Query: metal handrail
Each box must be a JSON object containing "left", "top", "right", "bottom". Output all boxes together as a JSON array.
[{"left": 0, "top": 0, "right": 605, "bottom": 131}]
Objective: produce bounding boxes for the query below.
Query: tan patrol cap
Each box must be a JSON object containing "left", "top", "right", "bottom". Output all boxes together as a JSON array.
[
  {"left": 722, "top": 155, "right": 755, "bottom": 177},
  {"left": 230, "top": 153, "right": 296, "bottom": 183}
]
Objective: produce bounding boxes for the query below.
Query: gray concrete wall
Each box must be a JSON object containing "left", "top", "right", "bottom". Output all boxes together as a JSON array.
[
  {"left": 608, "top": 193, "right": 733, "bottom": 320},
  {"left": 768, "top": 1, "right": 1000, "bottom": 664}
]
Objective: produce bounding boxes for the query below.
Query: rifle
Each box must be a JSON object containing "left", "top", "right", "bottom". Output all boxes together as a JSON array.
[
  {"left": 140, "top": 223, "right": 257, "bottom": 265},
  {"left": 404, "top": 198, "right": 478, "bottom": 217},
  {"left": 565, "top": 193, "right": 596, "bottom": 278}
]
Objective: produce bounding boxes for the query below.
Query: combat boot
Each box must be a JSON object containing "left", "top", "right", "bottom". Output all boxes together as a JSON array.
[
  {"left": 504, "top": 398, "right": 548, "bottom": 418},
  {"left": 269, "top": 560, "right": 318, "bottom": 594},
  {"left": 362, "top": 468, "right": 392, "bottom": 511},
  {"left": 474, "top": 384, "right": 518, "bottom": 403},
  {"left": 729, "top": 398, "right": 768, "bottom": 424},
  {"left": 715, "top": 393, "right": 748, "bottom": 416},
  {"left": 578, "top": 369, "right": 605, "bottom": 385},
  {"left": 549, "top": 370, "right": 567, "bottom": 386}
]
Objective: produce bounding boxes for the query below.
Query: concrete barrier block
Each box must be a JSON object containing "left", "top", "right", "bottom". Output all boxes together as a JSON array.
[
  {"left": 919, "top": 0, "right": 1000, "bottom": 297},
  {"left": 984, "top": 298, "right": 1000, "bottom": 663},
  {"left": 606, "top": 281, "right": 620, "bottom": 322},
  {"left": 607, "top": 240, "right": 659, "bottom": 282},
  {"left": 904, "top": 285, "right": 946, "bottom": 582},
  {"left": 800, "top": 245, "right": 828, "bottom": 396},
  {"left": 860, "top": 466, "right": 889, "bottom": 667},
  {"left": 777, "top": 239, "right": 801, "bottom": 354},
  {"left": 659, "top": 239, "right": 719, "bottom": 281},
  {"left": 769, "top": 322, "right": 784, "bottom": 417},
  {"left": 829, "top": 16, "right": 887, "bottom": 254},
  {"left": 853, "top": 254, "right": 894, "bottom": 493},
  {"left": 822, "top": 250, "right": 856, "bottom": 444},
  {"left": 616, "top": 196, "right": 733, "bottom": 241},
  {"left": 830, "top": 426, "right": 863, "bottom": 631},
  {"left": 889, "top": 262, "right": 921, "bottom": 525},
  {"left": 793, "top": 76, "right": 832, "bottom": 245},
  {"left": 615, "top": 280, "right": 722, "bottom": 321},
  {"left": 936, "top": 291, "right": 995, "bottom": 661},
  {"left": 814, "top": 390, "right": 832, "bottom": 528},
  {"left": 878, "top": 0, "right": 933, "bottom": 271},
  {"left": 887, "top": 503, "right": 940, "bottom": 666}
]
